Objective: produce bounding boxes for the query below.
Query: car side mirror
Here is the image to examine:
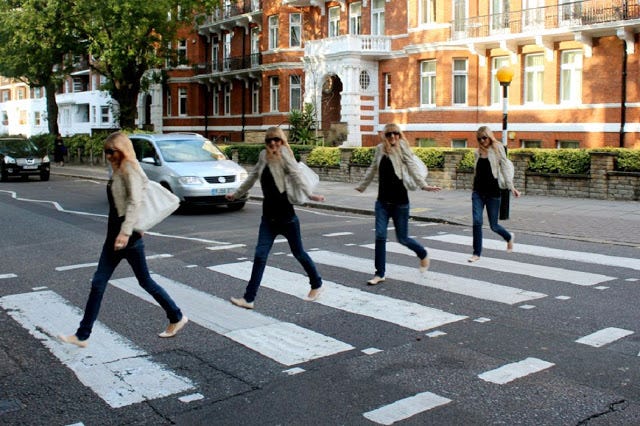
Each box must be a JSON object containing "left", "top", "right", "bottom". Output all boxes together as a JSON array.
[{"left": 141, "top": 157, "right": 159, "bottom": 166}]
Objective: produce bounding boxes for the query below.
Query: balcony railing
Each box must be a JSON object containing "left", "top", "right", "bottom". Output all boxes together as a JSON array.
[
  {"left": 450, "top": 0, "right": 640, "bottom": 40},
  {"left": 195, "top": 53, "right": 262, "bottom": 75},
  {"left": 205, "top": 0, "right": 262, "bottom": 23},
  {"left": 305, "top": 35, "right": 391, "bottom": 58}
]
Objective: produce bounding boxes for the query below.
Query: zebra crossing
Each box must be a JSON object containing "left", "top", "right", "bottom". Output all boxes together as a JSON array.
[{"left": 1, "top": 230, "right": 637, "bottom": 423}]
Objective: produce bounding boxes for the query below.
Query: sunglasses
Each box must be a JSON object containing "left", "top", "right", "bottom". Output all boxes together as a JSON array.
[
  {"left": 477, "top": 136, "right": 489, "bottom": 142},
  {"left": 385, "top": 131, "right": 400, "bottom": 138},
  {"left": 265, "top": 137, "right": 282, "bottom": 144},
  {"left": 104, "top": 148, "right": 118, "bottom": 155}
]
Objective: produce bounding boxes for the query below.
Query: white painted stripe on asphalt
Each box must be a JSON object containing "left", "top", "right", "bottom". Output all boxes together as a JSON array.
[
  {"left": 56, "top": 254, "right": 172, "bottom": 271},
  {"left": 323, "top": 232, "right": 354, "bottom": 237},
  {"left": 363, "top": 391, "right": 452, "bottom": 425},
  {"left": 210, "top": 262, "right": 467, "bottom": 331},
  {"left": 145, "top": 254, "right": 173, "bottom": 260},
  {"left": 179, "top": 393, "right": 204, "bottom": 403},
  {"left": 478, "top": 357, "right": 555, "bottom": 384},
  {"left": 110, "top": 275, "right": 353, "bottom": 366},
  {"left": 310, "top": 250, "right": 546, "bottom": 305},
  {"left": 367, "top": 242, "right": 615, "bottom": 286},
  {"left": 0, "top": 273, "right": 17, "bottom": 279},
  {"left": 0, "top": 290, "right": 194, "bottom": 408},
  {"left": 426, "top": 234, "right": 640, "bottom": 271},
  {"left": 206, "top": 244, "right": 247, "bottom": 251},
  {"left": 575, "top": 327, "right": 634, "bottom": 347}
]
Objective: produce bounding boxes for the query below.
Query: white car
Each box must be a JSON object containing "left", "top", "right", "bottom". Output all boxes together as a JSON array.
[{"left": 129, "top": 133, "right": 248, "bottom": 210}]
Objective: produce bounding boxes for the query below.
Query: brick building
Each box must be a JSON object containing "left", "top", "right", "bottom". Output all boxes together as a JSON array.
[{"left": 149, "top": 0, "right": 640, "bottom": 148}]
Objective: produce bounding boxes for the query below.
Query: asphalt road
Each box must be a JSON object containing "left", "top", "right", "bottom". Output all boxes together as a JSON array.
[{"left": 1, "top": 175, "right": 640, "bottom": 425}]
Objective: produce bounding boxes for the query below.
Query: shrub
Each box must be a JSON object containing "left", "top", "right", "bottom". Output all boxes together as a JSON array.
[
  {"left": 616, "top": 149, "right": 640, "bottom": 172},
  {"left": 30, "top": 133, "right": 56, "bottom": 154},
  {"left": 288, "top": 103, "right": 318, "bottom": 145},
  {"left": 306, "top": 147, "right": 340, "bottom": 167},
  {"left": 414, "top": 148, "right": 445, "bottom": 169},
  {"left": 350, "top": 147, "right": 375, "bottom": 166},
  {"left": 458, "top": 149, "right": 476, "bottom": 171},
  {"left": 527, "top": 149, "right": 590, "bottom": 174}
]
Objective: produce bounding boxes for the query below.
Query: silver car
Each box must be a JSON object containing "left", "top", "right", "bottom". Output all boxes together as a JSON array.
[{"left": 129, "top": 133, "right": 248, "bottom": 210}]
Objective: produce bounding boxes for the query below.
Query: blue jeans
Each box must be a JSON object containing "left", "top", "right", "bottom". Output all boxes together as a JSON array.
[
  {"left": 244, "top": 215, "right": 322, "bottom": 303},
  {"left": 374, "top": 200, "right": 427, "bottom": 278},
  {"left": 471, "top": 191, "right": 512, "bottom": 257},
  {"left": 76, "top": 238, "right": 182, "bottom": 340}
]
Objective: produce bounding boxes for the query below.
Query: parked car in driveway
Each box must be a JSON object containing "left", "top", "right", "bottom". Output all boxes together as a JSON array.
[
  {"left": 0, "top": 137, "right": 50, "bottom": 181},
  {"left": 128, "top": 133, "right": 249, "bottom": 209}
]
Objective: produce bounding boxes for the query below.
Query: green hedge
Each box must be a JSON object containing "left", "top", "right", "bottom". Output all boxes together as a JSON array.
[{"left": 306, "top": 147, "right": 340, "bottom": 167}]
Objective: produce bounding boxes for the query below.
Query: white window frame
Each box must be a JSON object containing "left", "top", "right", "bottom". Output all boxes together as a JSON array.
[
  {"left": 560, "top": 50, "right": 582, "bottom": 104},
  {"left": 452, "top": 58, "right": 468, "bottom": 105},
  {"left": 452, "top": 0, "right": 468, "bottom": 33},
  {"left": 224, "top": 84, "right": 231, "bottom": 115},
  {"left": 420, "top": 60, "right": 436, "bottom": 106},
  {"left": 329, "top": 6, "right": 340, "bottom": 37},
  {"left": 223, "top": 33, "right": 231, "bottom": 71},
  {"left": 290, "top": 13, "right": 302, "bottom": 47},
  {"left": 251, "top": 28, "right": 260, "bottom": 67},
  {"left": 491, "top": 0, "right": 509, "bottom": 32},
  {"left": 252, "top": 81, "right": 259, "bottom": 114},
  {"left": 524, "top": 53, "right": 544, "bottom": 104},
  {"left": 491, "top": 56, "right": 511, "bottom": 105},
  {"left": 384, "top": 73, "right": 391, "bottom": 109},
  {"left": 290, "top": 75, "right": 302, "bottom": 111},
  {"left": 268, "top": 15, "right": 279, "bottom": 50},
  {"left": 420, "top": 0, "right": 436, "bottom": 25},
  {"left": 270, "top": 76, "right": 279, "bottom": 112},
  {"left": 371, "top": 0, "right": 385, "bottom": 36},
  {"left": 167, "top": 92, "right": 172, "bottom": 116},
  {"left": 177, "top": 39, "right": 187, "bottom": 66},
  {"left": 349, "top": 2, "right": 362, "bottom": 35},
  {"left": 178, "top": 87, "right": 187, "bottom": 116},
  {"left": 34, "top": 111, "right": 41, "bottom": 126},
  {"left": 100, "top": 106, "right": 110, "bottom": 124},
  {"left": 212, "top": 43, "right": 220, "bottom": 72},
  {"left": 213, "top": 89, "right": 219, "bottom": 116}
]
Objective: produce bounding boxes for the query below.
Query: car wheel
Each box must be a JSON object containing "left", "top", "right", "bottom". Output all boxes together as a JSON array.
[
  {"left": 227, "top": 202, "right": 245, "bottom": 211},
  {"left": 40, "top": 172, "right": 50, "bottom": 181},
  {"left": 0, "top": 169, "right": 7, "bottom": 182}
]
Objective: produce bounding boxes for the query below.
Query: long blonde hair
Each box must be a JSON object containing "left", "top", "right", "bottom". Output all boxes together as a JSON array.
[
  {"left": 104, "top": 131, "right": 138, "bottom": 173},
  {"left": 476, "top": 126, "right": 500, "bottom": 148},
  {"left": 264, "top": 126, "right": 293, "bottom": 161},
  {"left": 382, "top": 123, "right": 405, "bottom": 154}
]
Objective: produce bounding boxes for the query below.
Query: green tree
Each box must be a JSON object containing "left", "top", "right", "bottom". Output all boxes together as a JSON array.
[{"left": 0, "top": 0, "right": 82, "bottom": 135}]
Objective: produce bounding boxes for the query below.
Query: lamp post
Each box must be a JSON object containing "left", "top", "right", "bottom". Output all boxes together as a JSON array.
[{"left": 496, "top": 66, "right": 514, "bottom": 220}]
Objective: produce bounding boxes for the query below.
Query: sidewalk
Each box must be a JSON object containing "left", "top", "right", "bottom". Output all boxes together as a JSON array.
[{"left": 51, "top": 164, "right": 640, "bottom": 246}]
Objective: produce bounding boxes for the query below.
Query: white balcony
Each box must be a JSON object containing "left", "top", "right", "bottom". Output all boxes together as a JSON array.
[{"left": 305, "top": 35, "right": 391, "bottom": 59}]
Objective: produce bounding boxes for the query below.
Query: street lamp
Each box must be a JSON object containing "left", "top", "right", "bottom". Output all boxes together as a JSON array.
[{"left": 496, "top": 66, "right": 514, "bottom": 220}]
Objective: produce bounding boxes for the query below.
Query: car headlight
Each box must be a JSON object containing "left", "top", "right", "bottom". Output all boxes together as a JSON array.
[
  {"left": 3, "top": 156, "right": 16, "bottom": 164},
  {"left": 42, "top": 155, "right": 50, "bottom": 163},
  {"left": 238, "top": 171, "right": 248, "bottom": 182},
  {"left": 178, "top": 176, "right": 205, "bottom": 185}
]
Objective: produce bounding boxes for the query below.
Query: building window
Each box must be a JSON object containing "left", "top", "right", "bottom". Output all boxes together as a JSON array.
[
  {"left": 178, "top": 88, "right": 187, "bottom": 116},
  {"left": 212, "top": 43, "right": 220, "bottom": 71},
  {"left": 290, "top": 75, "right": 301, "bottom": 111},
  {"left": 1, "top": 111, "right": 8, "bottom": 125},
  {"left": 522, "top": 139, "right": 541, "bottom": 148},
  {"left": 252, "top": 82, "right": 259, "bottom": 114},
  {"left": 290, "top": 13, "right": 301, "bottom": 47},
  {"left": 17, "top": 88, "right": 25, "bottom": 100},
  {"left": 33, "top": 87, "right": 42, "bottom": 98},
  {"left": 451, "top": 139, "right": 467, "bottom": 148},
  {"left": 268, "top": 15, "right": 279, "bottom": 50},
  {"left": 329, "top": 6, "right": 340, "bottom": 37},
  {"left": 558, "top": 140, "right": 579, "bottom": 149},
  {"left": 371, "top": 0, "right": 385, "bottom": 36},
  {"left": 213, "top": 89, "right": 219, "bottom": 116},
  {"left": 417, "top": 138, "right": 437, "bottom": 147},
  {"left": 420, "top": 60, "right": 436, "bottom": 106},
  {"left": 101, "top": 106, "right": 110, "bottom": 123},
  {"left": 2, "top": 91, "right": 9, "bottom": 102},
  {"left": 453, "top": 58, "right": 468, "bottom": 105},
  {"left": 270, "top": 76, "right": 279, "bottom": 112},
  {"left": 491, "top": 0, "right": 510, "bottom": 31},
  {"left": 92, "top": 106, "right": 96, "bottom": 123},
  {"left": 491, "top": 56, "right": 511, "bottom": 105},
  {"left": 349, "top": 2, "right": 362, "bottom": 35},
  {"left": 453, "top": 0, "right": 467, "bottom": 32},
  {"left": 73, "top": 79, "right": 83, "bottom": 92},
  {"left": 167, "top": 92, "right": 172, "bottom": 116},
  {"left": 560, "top": 50, "right": 582, "bottom": 104},
  {"left": 177, "top": 39, "right": 187, "bottom": 66},
  {"left": 420, "top": 0, "right": 435, "bottom": 24},
  {"left": 224, "top": 84, "right": 231, "bottom": 115},
  {"left": 19, "top": 110, "right": 26, "bottom": 125},
  {"left": 525, "top": 53, "right": 544, "bottom": 104},
  {"left": 384, "top": 73, "right": 391, "bottom": 109},
  {"left": 223, "top": 33, "right": 231, "bottom": 71},
  {"left": 359, "top": 71, "right": 370, "bottom": 90},
  {"left": 251, "top": 28, "right": 260, "bottom": 67},
  {"left": 34, "top": 111, "right": 41, "bottom": 126}
]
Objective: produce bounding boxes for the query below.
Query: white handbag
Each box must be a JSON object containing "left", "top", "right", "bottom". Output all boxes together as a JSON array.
[
  {"left": 285, "top": 162, "right": 320, "bottom": 205},
  {"left": 402, "top": 153, "right": 428, "bottom": 191},
  {"left": 134, "top": 180, "right": 180, "bottom": 232}
]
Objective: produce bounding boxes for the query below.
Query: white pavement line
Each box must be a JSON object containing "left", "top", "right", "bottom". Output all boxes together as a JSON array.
[
  {"left": 478, "top": 357, "right": 555, "bottom": 384},
  {"left": 427, "top": 234, "right": 640, "bottom": 271},
  {"left": 363, "top": 391, "right": 452, "bottom": 425},
  {"left": 0, "top": 290, "right": 194, "bottom": 408},
  {"left": 310, "top": 250, "right": 546, "bottom": 305},
  {"left": 322, "top": 232, "right": 354, "bottom": 237},
  {"left": 206, "top": 244, "right": 247, "bottom": 251},
  {"left": 210, "top": 262, "right": 466, "bottom": 331},
  {"left": 0, "top": 189, "right": 106, "bottom": 218},
  {"left": 368, "top": 242, "right": 615, "bottom": 286},
  {"left": 0, "top": 273, "right": 17, "bottom": 279},
  {"left": 110, "top": 275, "right": 353, "bottom": 366},
  {"left": 56, "top": 254, "right": 172, "bottom": 271},
  {"left": 144, "top": 231, "right": 231, "bottom": 244},
  {"left": 575, "top": 327, "right": 634, "bottom": 347}
]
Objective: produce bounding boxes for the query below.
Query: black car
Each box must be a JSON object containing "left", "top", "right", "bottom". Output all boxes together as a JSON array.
[{"left": 0, "top": 137, "right": 51, "bottom": 181}]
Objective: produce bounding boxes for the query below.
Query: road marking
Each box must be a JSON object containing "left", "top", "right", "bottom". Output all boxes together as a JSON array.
[
  {"left": 109, "top": 275, "right": 353, "bottom": 366},
  {"left": 206, "top": 244, "right": 246, "bottom": 251},
  {"left": 426, "top": 234, "right": 640, "bottom": 271},
  {"left": 179, "top": 393, "right": 204, "bottom": 403},
  {"left": 575, "top": 327, "right": 634, "bottom": 347},
  {"left": 0, "top": 290, "right": 194, "bottom": 408},
  {"left": 55, "top": 254, "right": 172, "bottom": 271},
  {"left": 210, "top": 262, "right": 467, "bottom": 331},
  {"left": 363, "top": 391, "right": 451, "bottom": 425},
  {"left": 0, "top": 273, "right": 17, "bottom": 279},
  {"left": 309, "top": 250, "right": 546, "bottom": 305},
  {"left": 367, "top": 242, "right": 615, "bottom": 286},
  {"left": 322, "top": 232, "right": 354, "bottom": 237},
  {"left": 478, "top": 357, "right": 555, "bottom": 384}
]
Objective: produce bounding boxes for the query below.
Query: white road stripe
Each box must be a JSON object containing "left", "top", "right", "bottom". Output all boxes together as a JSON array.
[
  {"left": 206, "top": 244, "right": 247, "bottom": 251},
  {"left": 322, "top": 232, "right": 354, "bottom": 237},
  {"left": 0, "top": 273, "right": 17, "bottom": 279},
  {"left": 110, "top": 275, "right": 353, "bottom": 366},
  {"left": 575, "top": 327, "right": 634, "bottom": 347},
  {"left": 363, "top": 391, "right": 452, "bottom": 425},
  {"left": 310, "top": 250, "right": 546, "bottom": 305},
  {"left": 427, "top": 234, "right": 640, "bottom": 271},
  {"left": 478, "top": 357, "right": 555, "bottom": 384},
  {"left": 0, "top": 291, "right": 194, "bottom": 408},
  {"left": 55, "top": 254, "right": 172, "bottom": 271},
  {"left": 366, "top": 242, "right": 615, "bottom": 286},
  {"left": 209, "top": 262, "right": 467, "bottom": 331}
]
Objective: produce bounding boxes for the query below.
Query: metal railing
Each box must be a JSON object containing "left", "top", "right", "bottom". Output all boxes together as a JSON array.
[
  {"left": 305, "top": 34, "right": 391, "bottom": 57},
  {"left": 205, "top": 0, "right": 262, "bottom": 23},
  {"left": 194, "top": 53, "right": 262, "bottom": 75}
]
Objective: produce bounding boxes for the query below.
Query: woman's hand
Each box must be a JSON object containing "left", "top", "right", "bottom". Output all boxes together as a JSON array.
[
  {"left": 355, "top": 187, "right": 364, "bottom": 193},
  {"left": 512, "top": 188, "right": 521, "bottom": 198},
  {"left": 114, "top": 232, "right": 130, "bottom": 251},
  {"left": 422, "top": 185, "right": 442, "bottom": 192},
  {"left": 225, "top": 193, "right": 236, "bottom": 201},
  {"left": 309, "top": 194, "right": 325, "bottom": 202}
]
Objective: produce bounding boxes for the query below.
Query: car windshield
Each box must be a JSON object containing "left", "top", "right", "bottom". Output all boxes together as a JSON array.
[
  {"left": 156, "top": 139, "right": 227, "bottom": 163},
  {"left": 0, "top": 139, "right": 38, "bottom": 155}
]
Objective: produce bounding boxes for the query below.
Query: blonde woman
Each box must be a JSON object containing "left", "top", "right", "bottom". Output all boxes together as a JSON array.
[
  {"left": 225, "top": 127, "right": 325, "bottom": 309},
  {"left": 356, "top": 123, "right": 441, "bottom": 285},
  {"left": 469, "top": 126, "right": 521, "bottom": 263},
  {"left": 59, "top": 132, "right": 187, "bottom": 347}
]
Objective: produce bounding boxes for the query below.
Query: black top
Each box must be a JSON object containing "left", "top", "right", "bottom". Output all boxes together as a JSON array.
[
  {"left": 378, "top": 155, "right": 409, "bottom": 205},
  {"left": 473, "top": 157, "right": 501, "bottom": 197},
  {"left": 106, "top": 180, "right": 141, "bottom": 248},
  {"left": 260, "top": 165, "right": 295, "bottom": 223}
]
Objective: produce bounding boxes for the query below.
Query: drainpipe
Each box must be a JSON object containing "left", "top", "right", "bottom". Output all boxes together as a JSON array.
[
  {"left": 620, "top": 38, "right": 627, "bottom": 148},
  {"left": 241, "top": 27, "right": 246, "bottom": 142}
]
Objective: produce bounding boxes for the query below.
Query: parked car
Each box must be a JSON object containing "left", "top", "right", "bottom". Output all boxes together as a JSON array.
[
  {"left": 0, "top": 137, "right": 50, "bottom": 181},
  {"left": 128, "top": 133, "right": 248, "bottom": 210}
]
